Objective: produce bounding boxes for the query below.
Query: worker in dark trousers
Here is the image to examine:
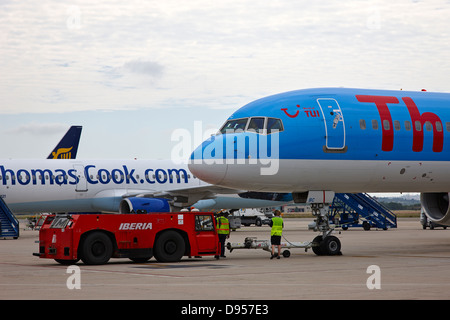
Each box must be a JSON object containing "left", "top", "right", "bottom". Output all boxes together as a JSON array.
[
  {"left": 215, "top": 211, "right": 230, "bottom": 259},
  {"left": 269, "top": 209, "right": 284, "bottom": 259}
]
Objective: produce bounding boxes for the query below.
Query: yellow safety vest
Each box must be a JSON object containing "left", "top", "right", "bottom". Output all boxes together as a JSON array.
[
  {"left": 216, "top": 216, "right": 230, "bottom": 235},
  {"left": 271, "top": 217, "right": 283, "bottom": 236}
]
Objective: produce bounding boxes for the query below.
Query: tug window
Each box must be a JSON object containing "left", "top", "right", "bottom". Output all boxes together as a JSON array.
[{"left": 195, "top": 215, "right": 214, "bottom": 231}]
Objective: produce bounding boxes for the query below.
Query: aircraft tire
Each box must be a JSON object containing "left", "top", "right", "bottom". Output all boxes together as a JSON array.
[
  {"left": 312, "top": 235, "right": 324, "bottom": 255},
  {"left": 320, "top": 235, "right": 341, "bottom": 256}
]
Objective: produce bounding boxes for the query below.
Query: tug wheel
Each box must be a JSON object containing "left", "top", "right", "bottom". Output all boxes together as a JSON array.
[
  {"left": 154, "top": 230, "right": 185, "bottom": 262},
  {"left": 80, "top": 231, "right": 113, "bottom": 265}
]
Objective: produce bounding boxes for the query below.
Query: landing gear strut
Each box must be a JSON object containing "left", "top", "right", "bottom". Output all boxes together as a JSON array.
[{"left": 308, "top": 191, "right": 342, "bottom": 256}]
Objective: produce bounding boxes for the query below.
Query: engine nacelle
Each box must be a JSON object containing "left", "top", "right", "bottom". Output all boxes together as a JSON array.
[
  {"left": 421, "top": 192, "right": 450, "bottom": 226},
  {"left": 119, "top": 197, "right": 171, "bottom": 214}
]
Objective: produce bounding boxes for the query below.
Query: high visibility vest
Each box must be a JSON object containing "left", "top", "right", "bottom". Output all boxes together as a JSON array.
[
  {"left": 271, "top": 216, "right": 283, "bottom": 236},
  {"left": 216, "top": 216, "right": 230, "bottom": 235}
]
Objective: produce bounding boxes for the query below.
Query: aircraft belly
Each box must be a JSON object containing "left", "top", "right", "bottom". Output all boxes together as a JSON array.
[{"left": 219, "top": 159, "right": 450, "bottom": 193}]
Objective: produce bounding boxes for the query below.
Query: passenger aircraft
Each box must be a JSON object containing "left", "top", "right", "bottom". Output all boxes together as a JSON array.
[
  {"left": 47, "top": 125, "right": 82, "bottom": 159},
  {"left": 0, "top": 123, "right": 293, "bottom": 213},
  {"left": 188, "top": 87, "right": 450, "bottom": 227},
  {"left": 0, "top": 159, "right": 291, "bottom": 214}
]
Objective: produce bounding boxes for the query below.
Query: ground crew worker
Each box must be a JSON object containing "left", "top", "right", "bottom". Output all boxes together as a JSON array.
[
  {"left": 269, "top": 209, "right": 284, "bottom": 259},
  {"left": 215, "top": 211, "right": 230, "bottom": 259}
]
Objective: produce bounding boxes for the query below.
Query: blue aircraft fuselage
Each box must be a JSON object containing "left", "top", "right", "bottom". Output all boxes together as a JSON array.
[{"left": 189, "top": 88, "right": 450, "bottom": 194}]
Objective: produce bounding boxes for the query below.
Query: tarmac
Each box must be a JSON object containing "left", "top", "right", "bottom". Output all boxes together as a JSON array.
[{"left": 1, "top": 218, "right": 450, "bottom": 300}]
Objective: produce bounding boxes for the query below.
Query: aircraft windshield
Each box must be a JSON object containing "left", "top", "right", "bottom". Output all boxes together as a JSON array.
[
  {"left": 219, "top": 117, "right": 283, "bottom": 134},
  {"left": 267, "top": 118, "right": 283, "bottom": 133},
  {"left": 220, "top": 118, "right": 249, "bottom": 134},
  {"left": 247, "top": 117, "right": 265, "bottom": 133}
]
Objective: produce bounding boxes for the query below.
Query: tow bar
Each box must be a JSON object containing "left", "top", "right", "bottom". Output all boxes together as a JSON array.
[{"left": 226, "top": 237, "right": 313, "bottom": 258}]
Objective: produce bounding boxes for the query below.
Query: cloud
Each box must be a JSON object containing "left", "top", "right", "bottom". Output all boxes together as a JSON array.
[
  {"left": 4, "top": 123, "right": 68, "bottom": 136},
  {"left": 123, "top": 60, "right": 164, "bottom": 78}
]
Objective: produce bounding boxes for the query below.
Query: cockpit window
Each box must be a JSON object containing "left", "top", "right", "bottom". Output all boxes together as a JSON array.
[
  {"left": 267, "top": 118, "right": 283, "bottom": 134},
  {"left": 219, "top": 117, "right": 283, "bottom": 135},
  {"left": 247, "top": 117, "right": 265, "bottom": 133},
  {"left": 220, "top": 118, "right": 249, "bottom": 134}
]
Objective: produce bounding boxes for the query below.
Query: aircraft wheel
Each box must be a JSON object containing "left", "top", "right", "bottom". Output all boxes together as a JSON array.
[
  {"left": 282, "top": 250, "right": 290, "bottom": 258},
  {"left": 312, "top": 235, "right": 324, "bottom": 255},
  {"left": 320, "top": 235, "right": 341, "bottom": 256}
]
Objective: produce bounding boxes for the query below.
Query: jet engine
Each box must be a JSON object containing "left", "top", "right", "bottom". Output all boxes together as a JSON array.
[
  {"left": 119, "top": 197, "right": 171, "bottom": 214},
  {"left": 421, "top": 192, "right": 450, "bottom": 226}
]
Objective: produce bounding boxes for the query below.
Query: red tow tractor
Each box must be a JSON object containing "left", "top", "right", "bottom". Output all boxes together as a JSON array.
[{"left": 34, "top": 212, "right": 220, "bottom": 265}]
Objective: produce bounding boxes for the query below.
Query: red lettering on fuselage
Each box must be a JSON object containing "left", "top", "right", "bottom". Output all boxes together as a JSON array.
[
  {"left": 356, "top": 95, "right": 443, "bottom": 153},
  {"left": 402, "top": 97, "right": 443, "bottom": 152},
  {"left": 356, "top": 95, "right": 398, "bottom": 151}
]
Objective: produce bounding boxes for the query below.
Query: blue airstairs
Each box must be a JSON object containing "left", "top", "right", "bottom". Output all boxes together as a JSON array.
[
  {"left": 0, "top": 197, "right": 19, "bottom": 238},
  {"left": 330, "top": 193, "right": 397, "bottom": 230}
]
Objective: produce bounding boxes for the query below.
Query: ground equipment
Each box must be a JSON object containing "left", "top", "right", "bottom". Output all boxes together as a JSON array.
[
  {"left": 34, "top": 212, "right": 220, "bottom": 265},
  {"left": 226, "top": 235, "right": 341, "bottom": 257}
]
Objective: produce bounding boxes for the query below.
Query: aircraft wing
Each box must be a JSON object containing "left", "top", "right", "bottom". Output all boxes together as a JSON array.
[{"left": 121, "top": 185, "right": 244, "bottom": 207}]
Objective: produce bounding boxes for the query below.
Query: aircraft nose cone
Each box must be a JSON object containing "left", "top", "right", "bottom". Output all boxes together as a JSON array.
[
  {"left": 188, "top": 161, "right": 228, "bottom": 185},
  {"left": 189, "top": 138, "right": 228, "bottom": 185}
]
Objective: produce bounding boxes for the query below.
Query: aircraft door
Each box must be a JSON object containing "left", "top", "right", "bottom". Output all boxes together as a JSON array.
[
  {"left": 317, "top": 98, "right": 346, "bottom": 150},
  {"left": 73, "top": 164, "right": 88, "bottom": 192}
]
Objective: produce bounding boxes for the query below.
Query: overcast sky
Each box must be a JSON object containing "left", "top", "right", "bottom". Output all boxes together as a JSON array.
[{"left": 1, "top": 0, "right": 449, "bottom": 161}]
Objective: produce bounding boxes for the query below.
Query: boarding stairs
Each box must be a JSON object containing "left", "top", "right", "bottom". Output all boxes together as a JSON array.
[
  {"left": 330, "top": 193, "right": 397, "bottom": 230},
  {"left": 0, "top": 197, "right": 19, "bottom": 238}
]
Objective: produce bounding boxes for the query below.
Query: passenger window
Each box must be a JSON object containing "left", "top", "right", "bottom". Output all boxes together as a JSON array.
[
  {"left": 247, "top": 117, "right": 265, "bottom": 133},
  {"left": 425, "top": 121, "right": 432, "bottom": 132},
  {"left": 446, "top": 122, "right": 450, "bottom": 132},
  {"left": 267, "top": 118, "right": 283, "bottom": 134},
  {"left": 394, "top": 120, "right": 401, "bottom": 131},
  {"left": 404, "top": 121, "right": 411, "bottom": 131},
  {"left": 220, "top": 118, "right": 249, "bottom": 134},
  {"left": 383, "top": 120, "right": 390, "bottom": 130},
  {"left": 415, "top": 121, "right": 422, "bottom": 131},
  {"left": 359, "top": 119, "right": 366, "bottom": 130},
  {"left": 372, "top": 120, "right": 378, "bottom": 130},
  {"left": 436, "top": 121, "right": 443, "bottom": 132}
]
